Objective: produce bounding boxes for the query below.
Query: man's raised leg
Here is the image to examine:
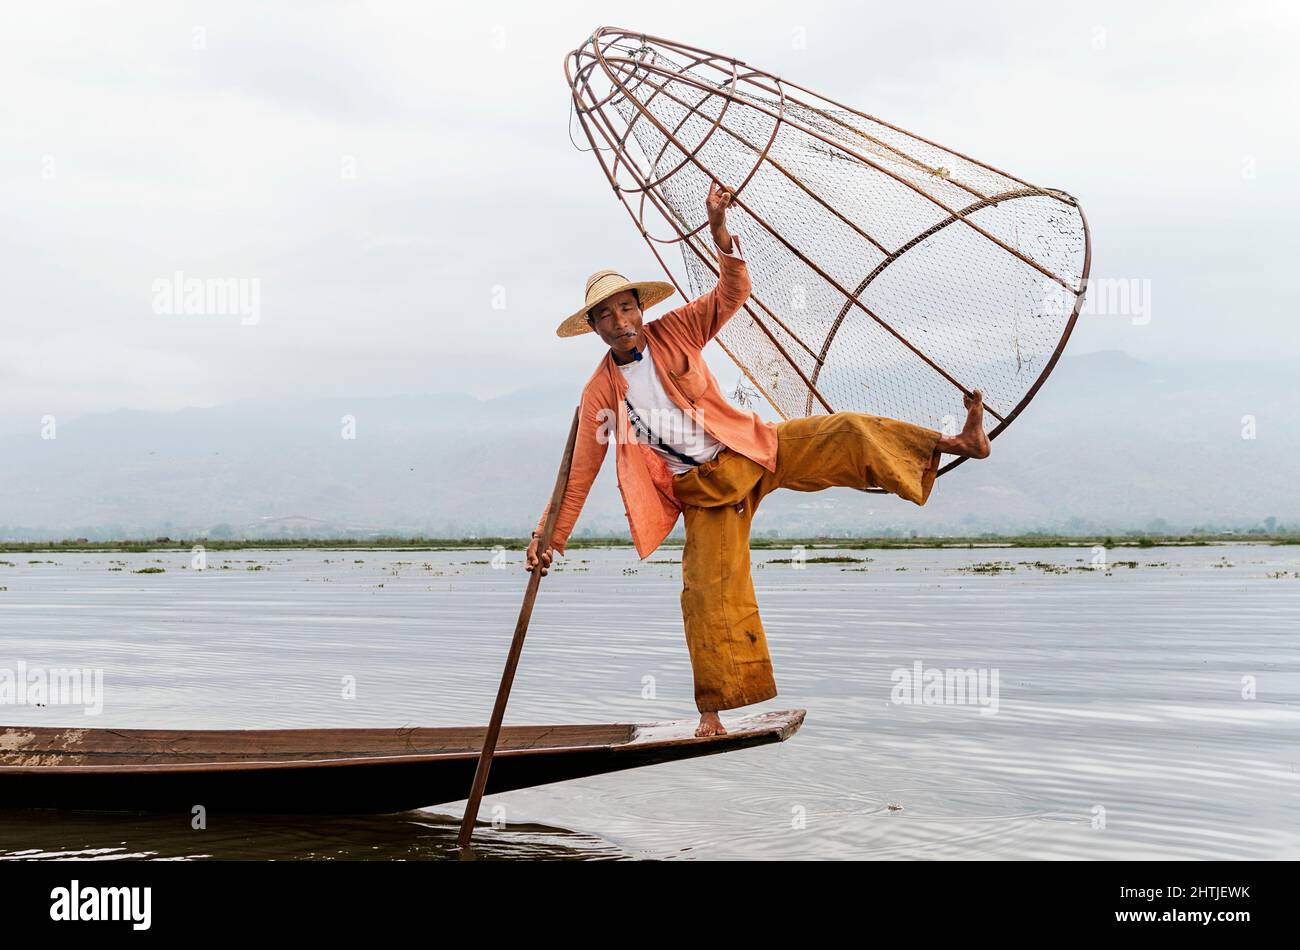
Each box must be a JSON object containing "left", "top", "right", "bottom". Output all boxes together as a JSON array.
[{"left": 755, "top": 390, "right": 991, "bottom": 503}]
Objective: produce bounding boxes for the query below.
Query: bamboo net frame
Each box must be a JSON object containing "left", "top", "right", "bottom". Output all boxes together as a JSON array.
[{"left": 564, "top": 27, "right": 1091, "bottom": 483}]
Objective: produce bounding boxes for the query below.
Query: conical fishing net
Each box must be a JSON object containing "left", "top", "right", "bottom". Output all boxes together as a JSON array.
[{"left": 565, "top": 28, "right": 1091, "bottom": 482}]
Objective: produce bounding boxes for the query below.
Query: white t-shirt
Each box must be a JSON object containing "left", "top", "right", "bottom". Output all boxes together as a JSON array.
[{"left": 619, "top": 345, "right": 725, "bottom": 475}]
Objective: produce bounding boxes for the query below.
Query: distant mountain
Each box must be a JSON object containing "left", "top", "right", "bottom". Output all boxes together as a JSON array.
[{"left": 1, "top": 351, "right": 1296, "bottom": 541}]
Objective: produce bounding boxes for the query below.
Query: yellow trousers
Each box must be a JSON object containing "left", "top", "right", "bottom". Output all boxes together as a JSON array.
[{"left": 669, "top": 412, "right": 943, "bottom": 712}]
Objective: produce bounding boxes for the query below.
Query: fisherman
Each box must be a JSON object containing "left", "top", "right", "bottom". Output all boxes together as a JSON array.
[{"left": 526, "top": 181, "right": 991, "bottom": 737}]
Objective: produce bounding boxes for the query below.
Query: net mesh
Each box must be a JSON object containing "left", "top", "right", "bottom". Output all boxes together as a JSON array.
[{"left": 567, "top": 30, "right": 1089, "bottom": 470}]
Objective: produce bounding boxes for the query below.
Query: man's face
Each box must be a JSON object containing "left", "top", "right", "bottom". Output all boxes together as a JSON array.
[{"left": 587, "top": 289, "right": 644, "bottom": 358}]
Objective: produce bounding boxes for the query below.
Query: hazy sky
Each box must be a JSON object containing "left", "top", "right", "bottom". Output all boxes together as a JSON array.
[{"left": 2, "top": 0, "right": 1296, "bottom": 429}]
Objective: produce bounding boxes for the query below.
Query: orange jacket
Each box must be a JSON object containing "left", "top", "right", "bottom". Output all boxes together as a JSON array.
[{"left": 535, "top": 235, "right": 777, "bottom": 558}]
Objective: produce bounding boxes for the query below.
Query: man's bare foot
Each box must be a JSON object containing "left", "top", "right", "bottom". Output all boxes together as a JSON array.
[
  {"left": 936, "top": 389, "right": 991, "bottom": 459},
  {"left": 695, "top": 711, "right": 728, "bottom": 737}
]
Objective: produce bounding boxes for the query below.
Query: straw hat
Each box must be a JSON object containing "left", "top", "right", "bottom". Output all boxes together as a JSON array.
[{"left": 556, "top": 269, "right": 676, "bottom": 338}]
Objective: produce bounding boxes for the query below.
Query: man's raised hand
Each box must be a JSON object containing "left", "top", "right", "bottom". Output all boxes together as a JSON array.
[{"left": 706, "top": 179, "right": 734, "bottom": 226}]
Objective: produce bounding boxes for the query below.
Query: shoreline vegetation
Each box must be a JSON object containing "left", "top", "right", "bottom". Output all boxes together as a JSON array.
[{"left": 1, "top": 533, "right": 1297, "bottom": 554}]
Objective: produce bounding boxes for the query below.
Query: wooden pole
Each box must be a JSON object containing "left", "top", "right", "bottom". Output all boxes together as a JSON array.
[{"left": 457, "top": 404, "right": 582, "bottom": 851}]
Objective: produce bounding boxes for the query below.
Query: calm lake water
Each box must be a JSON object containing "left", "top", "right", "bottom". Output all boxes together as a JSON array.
[{"left": 1, "top": 544, "right": 1297, "bottom": 860}]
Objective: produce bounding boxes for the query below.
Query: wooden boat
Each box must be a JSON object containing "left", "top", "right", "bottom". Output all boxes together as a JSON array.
[{"left": 0, "top": 709, "right": 804, "bottom": 814}]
